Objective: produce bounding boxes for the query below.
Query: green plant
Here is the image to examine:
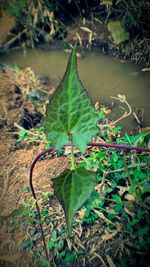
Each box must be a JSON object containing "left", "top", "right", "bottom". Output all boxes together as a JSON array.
[
  {"left": 28, "top": 45, "right": 150, "bottom": 262},
  {"left": 1, "top": 0, "right": 66, "bottom": 48},
  {"left": 5, "top": 0, "right": 26, "bottom": 19},
  {"left": 107, "top": 20, "right": 129, "bottom": 45},
  {"left": 101, "top": 0, "right": 150, "bottom": 38}
]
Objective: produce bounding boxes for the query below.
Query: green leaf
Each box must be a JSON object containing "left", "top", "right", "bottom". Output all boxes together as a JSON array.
[
  {"left": 20, "top": 239, "right": 33, "bottom": 250},
  {"left": 53, "top": 167, "right": 97, "bottom": 234},
  {"left": 64, "top": 252, "right": 76, "bottom": 264},
  {"left": 112, "top": 153, "right": 118, "bottom": 163},
  {"left": 39, "top": 259, "right": 51, "bottom": 267},
  {"left": 98, "top": 110, "right": 105, "bottom": 119},
  {"left": 107, "top": 20, "right": 129, "bottom": 45},
  {"left": 16, "top": 129, "right": 27, "bottom": 142},
  {"left": 43, "top": 45, "right": 98, "bottom": 152},
  {"left": 112, "top": 194, "right": 122, "bottom": 202},
  {"left": 47, "top": 240, "right": 55, "bottom": 251},
  {"left": 137, "top": 226, "right": 149, "bottom": 237},
  {"left": 80, "top": 26, "right": 92, "bottom": 33}
]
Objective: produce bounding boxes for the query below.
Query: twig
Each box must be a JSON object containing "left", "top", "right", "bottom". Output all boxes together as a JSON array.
[
  {"left": 14, "top": 123, "right": 38, "bottom": 137},
  {"left": 1, "top": 29, "right": 27, "bottom": 51},
  {"left": 133, "top": 112, "right": 141, "bottom": 125},
  {"left": 109, "top": 95, "right": 132, "bottom": 125},
  {"left": 104, "top": 163, "right": 147, "bottom": 174},
  {"left": 94, "top": 252, "right": 107, "bottom": 267}
]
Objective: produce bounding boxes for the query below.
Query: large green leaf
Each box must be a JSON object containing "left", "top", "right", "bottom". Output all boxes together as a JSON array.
[
  {"left": 53, "top": 167, "right": 97, "bottom": 234},
  {"left": 43, "top": 45, "right": 98, "bottom": 152}
]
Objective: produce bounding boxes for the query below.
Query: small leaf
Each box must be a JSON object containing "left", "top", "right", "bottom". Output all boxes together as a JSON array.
[
  {"left": 112, "top": 194, "right": 122, "bottom": 203},
  {"left": 112, "top": 153, "right": 118, "bottom": 163},
  {"left": 137, "top": 226, "right": 149, "bottom": 237},
  {"left": 20, "top": 239, "right": 33, "bottom": 250},
  {"left": 64, "top": 252, "right": 76, "bottom": 264},
  {"left": 43, "top": 45, "right": 98, "bottom": 152},
  {"left": 39, "top": 259, "right": 51, "bottom": 267},
  {"left": 47, "top": 240, "right": 55, "bottom": 251},
  {"left": 98, "top": 110, "right": 105, "bottom": 119},
  {"left": 53, "top": 167, "right": 97, "bottom": 234},
  {"left": 80, "top": 26, "right": 92, "bottom": 33}
]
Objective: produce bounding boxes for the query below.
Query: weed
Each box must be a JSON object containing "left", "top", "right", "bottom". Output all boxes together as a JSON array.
[
  {"left": 28, "top": 45, "right": 150, "bottom": 262},
  {"left": 107, "top": 20, "right": 129, "bottom": 45}
]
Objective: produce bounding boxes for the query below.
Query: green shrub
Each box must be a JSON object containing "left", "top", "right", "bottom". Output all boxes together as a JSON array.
[{"left": 107, "top": 20, "right": 129, "bottom": 45}]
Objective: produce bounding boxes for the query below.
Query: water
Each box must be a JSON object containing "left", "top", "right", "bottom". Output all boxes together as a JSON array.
[{"left": 0, "top": 48, "right": 150, "bottom": 128}]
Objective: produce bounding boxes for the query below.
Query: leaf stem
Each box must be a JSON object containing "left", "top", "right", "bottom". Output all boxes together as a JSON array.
[
  {"left": 29, "top": 148, "right": 54, "bottom": 260},
  {"left": 70, "top": 136, "right": 76, "bottom": 170},
  {"left": 71, "top": 144, "right": 75, "bottom": 170}
]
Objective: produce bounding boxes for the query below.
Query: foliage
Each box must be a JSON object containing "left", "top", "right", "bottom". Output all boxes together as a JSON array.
[
  {"left": 53, "top": 168, "right": 97, "bottom": 234},
  {"left": 5, "top": 0, "right": 26, "bottom": 19},
  {"left": 107, "top": 20, "right": 129, "bottom": 45},
  {"left": 42, "top": 45, "right": 98, "bottom": 234},
  {"left": 3, "top": 114, "right": 150, "bottom": 266},
  {"left": 43, "top": 45, "right": 98, "bottom": 152},
  {"left": 101, "top": 0, "right": 150, "bottom": 38},
  {"left": 16, "top": 126, "right": 50, "bottom": 147},
  {"left": 1, "top": 0, "right": 149, "bottom": 48},
  {"left": 77, "top": 112, "right": 150, "bottom": 264},
  {"left": 1, "top": 0, "right": 66, "bottom": 47}
]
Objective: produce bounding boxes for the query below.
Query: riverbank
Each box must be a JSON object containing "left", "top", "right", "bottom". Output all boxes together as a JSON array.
[
  {"left": 0, "top": 9, "right": 150, "bottom": 67},
  {"left": 62, "top": 20, "right": 150, "bottom": 67}
]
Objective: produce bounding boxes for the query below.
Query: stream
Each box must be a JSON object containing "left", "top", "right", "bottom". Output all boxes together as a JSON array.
[{"left": 0, "top": 47, "right": 149, "bottom": 128}]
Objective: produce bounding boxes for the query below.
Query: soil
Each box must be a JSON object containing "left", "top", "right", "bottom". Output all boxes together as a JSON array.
[
  {"left": 0, "top": 66, "right": 70, "bottom": 266},
  {"left": 0, "top": 65, "right": 70, "bottom": 214}
]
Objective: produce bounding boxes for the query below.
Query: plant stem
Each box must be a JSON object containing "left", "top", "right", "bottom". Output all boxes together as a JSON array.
[
  {"left": 29, "top": 148, "right": 54, "bottom": 260},
  {"left": 70, "top": 136, "right": 76, "bottom": 170},
  {"left": 71, "top": 144, "right": 75, "bottom": 170}
]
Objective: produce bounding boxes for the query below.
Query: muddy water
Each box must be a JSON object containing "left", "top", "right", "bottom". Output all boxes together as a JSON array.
[{"left": 0, "top": 48, "right": 150, "bottom": 128}]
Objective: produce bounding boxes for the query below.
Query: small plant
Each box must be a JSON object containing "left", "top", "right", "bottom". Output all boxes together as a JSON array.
[
  {"left": 107, "top": 20, "right": 129, "bottom": 45},
  {"left": 29, "top": 45, "right": 150, "bottom": 261}
]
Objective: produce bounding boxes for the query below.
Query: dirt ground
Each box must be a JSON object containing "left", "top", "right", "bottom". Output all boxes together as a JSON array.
[
  {"left": 0, "top": 65, "right": 72, "bottom": 214},
  {"left": 0, "top": 66, "right": 71, "bottom": 266}
]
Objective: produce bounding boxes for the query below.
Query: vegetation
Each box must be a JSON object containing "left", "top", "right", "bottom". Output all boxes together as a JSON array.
[
  {"left": 0, "top": 0, "right": 149, "bottom": 48},
  {"left": 1, "top": 45, "right": 149, "bottom": 266},
  {"left": 107, "top": 20, "right": 129, "bottom": 45}
]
